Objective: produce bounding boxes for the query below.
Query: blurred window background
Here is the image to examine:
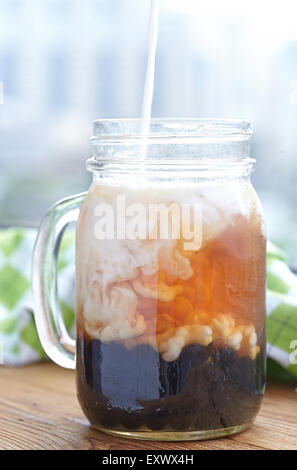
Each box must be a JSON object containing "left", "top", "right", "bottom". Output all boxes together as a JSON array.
[{"left": 0, "top": 0, "right": 296, "bottom": 267}]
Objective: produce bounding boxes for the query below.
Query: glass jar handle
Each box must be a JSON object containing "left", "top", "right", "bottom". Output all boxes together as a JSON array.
[{"left": 32, "top": 193, "right": 86, "bottom": 369}]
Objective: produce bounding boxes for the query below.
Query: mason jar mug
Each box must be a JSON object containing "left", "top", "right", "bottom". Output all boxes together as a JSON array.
[{"left": 33, "top": 119, "right": 266, "bottom": 441}]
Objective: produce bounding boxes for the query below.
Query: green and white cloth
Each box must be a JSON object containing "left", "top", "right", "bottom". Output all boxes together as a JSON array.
[
  {"left": 0, "top": 228, "right": 75, "bottom": 365},
  {"left": 266, "top": 242, "right": 297, "bottom": 379},
  {"left": 0, "top": 228, "right": 296, "bottom": 381}
]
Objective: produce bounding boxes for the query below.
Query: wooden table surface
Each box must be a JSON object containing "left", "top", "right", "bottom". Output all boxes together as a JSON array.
[{"left": 0, "top": 363, "right": 296, "bottom": 450}]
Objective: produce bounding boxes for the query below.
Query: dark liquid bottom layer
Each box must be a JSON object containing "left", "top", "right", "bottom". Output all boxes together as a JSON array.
[{"left": 77, "top": 335, "right": 265, "bottom": 432}]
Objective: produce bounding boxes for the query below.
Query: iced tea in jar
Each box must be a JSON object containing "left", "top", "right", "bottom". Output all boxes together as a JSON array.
[{"left": 33, "top": 119, "right": 266, "bottom": 441}]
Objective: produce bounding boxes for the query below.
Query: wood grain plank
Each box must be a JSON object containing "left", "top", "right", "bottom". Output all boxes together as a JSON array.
[{"left": 0, "top": 363, "right": 296, "bottom": 450}]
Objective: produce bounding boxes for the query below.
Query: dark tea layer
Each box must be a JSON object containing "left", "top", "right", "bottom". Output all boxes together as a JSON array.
[{"left": 77, "top": 335, "right": 265, "bottom": 432}]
